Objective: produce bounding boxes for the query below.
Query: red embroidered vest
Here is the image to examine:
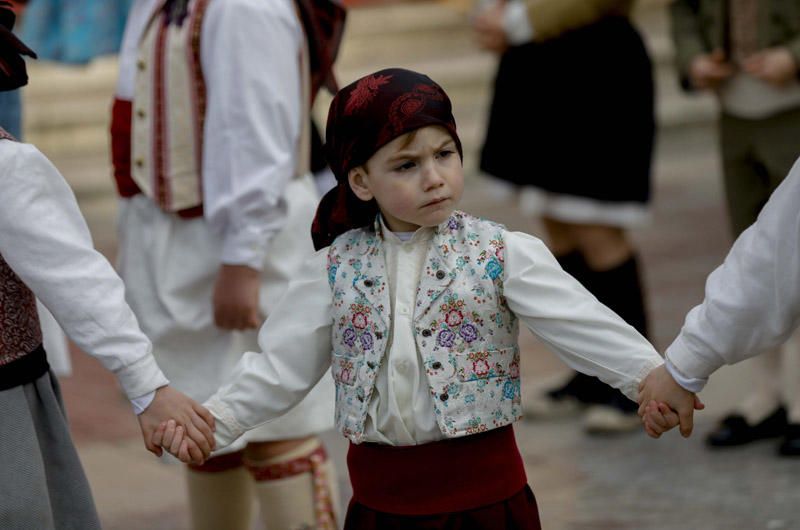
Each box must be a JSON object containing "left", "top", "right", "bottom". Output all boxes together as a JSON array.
[{"left": 0, "top": 129, "right": 46, "bottom": 386}]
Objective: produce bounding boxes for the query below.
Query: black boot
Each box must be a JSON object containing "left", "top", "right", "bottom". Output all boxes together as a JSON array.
[
  {"left": 778, "top": 423, "right": 800, "bottom": 456},
  {"left": 706, "top": 406, "right": 788, "bottom": 447}
]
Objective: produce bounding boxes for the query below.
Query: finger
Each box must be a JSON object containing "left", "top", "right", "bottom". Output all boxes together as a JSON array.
[
  {"left": 644, "top": 420, "right": 663, "bottom": 439},
  {"left": 678, "top": 406, "right": 694, "bottom": 438},
  {"left": 178, "top": 439, "right": 191, "bottom": 464},
  {"left": 657, "top": 403, "right": 680, "bottom": 429},
  {"left": 185, "top": 421, "right": 211, "bottom": 457},
  {"left": 185, "top": 437, "right": 205, "bottom": 464},
  {"left": 193, "top": 402, "right": 216, "bottom": 433},
  {"left": 162, "top": 419, "right": 177, "bottom": 449},
  {"left": 151, "top": 421, "right": 167, "bottom": 448},
  {"left": 646, "top": 409, "right": 669, "bottom": 429},
  {"left": 189, "top": 408, "right": 216, "bottom": 449},
  {"left": 170, "top": 425, "right": 185, "bottom": 455},
  {"left": 694, "top": 396, "right": 706, "bottom": 410}
]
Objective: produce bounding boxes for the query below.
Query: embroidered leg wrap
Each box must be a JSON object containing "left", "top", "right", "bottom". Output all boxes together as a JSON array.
[
  {"left": 185, "top": 450, "right": 254, "bottom": 530},
  {"left": 245, "top": 438, "right": 339, "bottom": 530}
]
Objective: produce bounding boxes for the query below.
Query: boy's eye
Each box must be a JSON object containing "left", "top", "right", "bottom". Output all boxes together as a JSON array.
[
  {"left": 438, "top": 149, "right": 454, "bottom": 158},
  {"left": 395, "top": 161, "right": 416, "bottom": 172}
]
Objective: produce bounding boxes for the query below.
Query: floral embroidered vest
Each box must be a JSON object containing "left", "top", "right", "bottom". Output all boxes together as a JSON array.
[
  {"left": 327, "top": 211, "right": 521, "bottom": 444},
  {"left": 0, "top": 129, "right": 44, "bottom": 368}
]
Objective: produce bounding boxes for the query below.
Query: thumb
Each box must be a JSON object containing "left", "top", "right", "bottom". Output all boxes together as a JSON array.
[
  {"left": 678, "top": 405, "right": 694, "bottom": 438},
  {"left": 693, "top": 395, "right": 705, "bottom": 410}
]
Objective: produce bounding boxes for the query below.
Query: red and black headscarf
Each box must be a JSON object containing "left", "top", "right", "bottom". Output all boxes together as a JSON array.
[
  {"left": 311, "top": 68, "right": 462, "bottom": 250},
  {"left": 0, "top": 0, "right": 36, "bottom": 92}
]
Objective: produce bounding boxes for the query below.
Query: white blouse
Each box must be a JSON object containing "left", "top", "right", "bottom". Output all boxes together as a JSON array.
[
  {"left": 666, "top": 159, "right": 800, "bottom": 391},
  {"left": 0, "top": 141, "right": 168, "bottom": 399},
  {"left": 206, "top": 220, "right": 663, "bottom": 449}
]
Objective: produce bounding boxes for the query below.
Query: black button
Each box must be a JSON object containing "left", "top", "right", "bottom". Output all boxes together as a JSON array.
[
  {"left": 440, "top": 392, "right": 449, "bottom": 401},
  {"left": 357, "top": 395, "right": 364, "bottom": 402},
  {"left": 436, "top": 270, "right": 446, "bottom": 280},
  {"left": 364, "top": 279, "right": 374, "bottom": 288},
  {"left": 421, "top": 329, "right": 432, "bottom": 337},
  {"left": 375, "top": 331, "right": 383, "bottom": 340},
  {"left": 431, "top": 362, "right": 442, "bottom": 370},
  {"left": 367, "top": 361, "right": 376, "bottom": 369}
]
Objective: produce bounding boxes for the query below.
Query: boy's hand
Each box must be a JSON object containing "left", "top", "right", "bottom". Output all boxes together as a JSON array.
[
  {"left": 151, "top": 420, "right": 199, "bottom": 464},
  {"left": 213, "top": 264, "right": 262, "bottom": 330},
  {"left": 138, "top": 386, "right": 216, "bottom": 461},
  {"left": 743, "top": 47, "right": 798, "bottom": 86},
  {"left": 472, "top": 0, "right": 508, "bottom": 54},
  {"left": 642, "top": 401, "right": 680, "bottom": 439},
  {"left": 637, "top": 364, "right": 705, "bottom": 437},
  {"left": 689, "top": 49, "right": 734, "bottom": 89}
]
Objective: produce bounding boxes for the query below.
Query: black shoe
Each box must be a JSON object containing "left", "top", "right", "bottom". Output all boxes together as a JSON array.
[
  {"left": 547, "top": 373, "right": 614, "bottom": 405},
  {"left": 706, "top": 407, "right": 788, "bottom": 447},
  {"left": 778, "top": 424, "right": 800, "bottom": 457}
]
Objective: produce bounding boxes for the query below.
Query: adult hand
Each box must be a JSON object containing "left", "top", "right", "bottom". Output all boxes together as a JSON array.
[
  {"left": 137, "top": 386, "right": 216, "bottom": 463},
  {"left": 637, "top": 364, "right": 705, "bottom": 438},
  {"left": 689, "top": 49, "right": 734, "bottom": 90},
  {"left": 213, "top": 264, "right": 262, "bottom": 330},
  {"left": 743, "top": 47, "right": 798, "bottom": 86},
  {"left": 472, "top": 0, "right": 508, "bottom": 54}
]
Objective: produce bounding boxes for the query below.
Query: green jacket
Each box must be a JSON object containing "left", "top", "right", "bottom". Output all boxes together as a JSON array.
[{"left": 671, "top": 0, "right": 800, "bottom": 89}]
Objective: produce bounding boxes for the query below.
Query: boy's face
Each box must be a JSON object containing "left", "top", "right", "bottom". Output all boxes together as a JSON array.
[{"left": 348, "top": 126, "right": 463, "bottom": 233}]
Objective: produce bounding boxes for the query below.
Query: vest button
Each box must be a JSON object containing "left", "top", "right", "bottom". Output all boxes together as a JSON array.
[
  {"left": 364, "top": 279, "right": 374, "bottom": 288},
  {"left": 431, "top": 362, "right": 442, "bottom": 370},
  {"left": 136, "top": 109, "right": 146, "bottom": 119},
  {"left": 421, "top": 329, "right": 431, "bottom": 337},
  {"left": 137, "top": 59, "right": 146, "bottom": 71},
  {"left": 367, "top": 361, "right": 376, "bottom": 369},
  {"left": 375, "top": 332, "right": 383, "bottom": 340},
  {"left": 440, "top": 392, "right": 449, "bottom": 401},
  {"left": 436, "top": 270, "right": 446, "bottom": 280},
  {"left": 135, "top": 158, "right": 144, "bottom": 168}
]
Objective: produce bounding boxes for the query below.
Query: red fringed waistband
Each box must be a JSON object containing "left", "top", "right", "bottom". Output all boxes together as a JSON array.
[{"left": 347, "top": 425, "right": 528, "bottom": 516}]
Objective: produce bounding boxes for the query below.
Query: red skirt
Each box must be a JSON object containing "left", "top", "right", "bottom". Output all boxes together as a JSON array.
[{"left": 344, "top": 425, "right": 541, "bottom": 530}]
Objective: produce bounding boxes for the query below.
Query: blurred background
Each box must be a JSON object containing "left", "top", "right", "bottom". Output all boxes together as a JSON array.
[{"left": 7, "top": 0, "right": 800, "bottom": 528}]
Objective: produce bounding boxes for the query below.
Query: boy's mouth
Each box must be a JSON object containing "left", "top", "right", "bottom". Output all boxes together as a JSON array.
[{"left": 422, "top": 197, "right": 449, "bottom": 208}]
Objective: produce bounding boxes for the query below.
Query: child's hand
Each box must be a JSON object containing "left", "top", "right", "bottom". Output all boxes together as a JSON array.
[
  {"left": 637, "top": 364, "right": 705, "bottom": 438},
  {"left": 212, "top": 264, "right": 262, "bottom": 330},
  {"left": 137, "top": 386, "right": 216, "bottom": 459},
  {"left": 689, "top": 49, "right": 734, "bottom": 90},
  {"left": 641, "top": 401, "right": 680, "bottom": 439},
  {"left": 472, "top": 0, "right": 508, "bottom": 54},
  {"left": 743, "top": 47, "right": 798, "bottom": 86},
  {"left": 151, "top": 419, "right": 204, "bottom": 465}
]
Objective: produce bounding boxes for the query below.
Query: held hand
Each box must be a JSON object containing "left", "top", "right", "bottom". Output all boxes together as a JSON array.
[
  {"left": 689, "top": 49, "right": 734, "bottom": 90},
  {"left": 642, "top": 401, "right": 679, "bottom": 439},
  {"left": 213, "top": 264, "right": 262, "bottom": 330},
  {"left": 743, "top": 47, "right": 798, "bottom": 86},
  {"left": 137, "top": 386, "right": 216, "bottom": 462},
  {"left": 151, "top": 420, "right": 197, "bottom": 464},
  {"left": 637, "top": 364, "right": 705, "bottom": 438},
  {"left": 472, "top": 0, "right": 508, "bottom": 54}
]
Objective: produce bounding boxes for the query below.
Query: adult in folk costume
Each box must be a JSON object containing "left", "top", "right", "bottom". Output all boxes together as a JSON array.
[
  {"left": 0, "top": 4, "right": 216, "bottom": 528},
  {"left": 110, "top": 0, "right": 346, "bottom": 528}
]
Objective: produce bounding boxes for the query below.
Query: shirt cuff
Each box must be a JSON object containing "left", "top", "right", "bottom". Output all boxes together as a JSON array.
[
  {"left": 131, "top": 390, "right": 157, "bottom": 415},
  {"left": 221, "top": 226, "right": 279, "bottom": 271},
  {"left": 621, "top": 358, "right": 664, "bottom": 402},
  {"left": 664, "top": 357, "right": 707, "bottom": 393},
  {"left": 503, "top": 2, "right": 534, "bottom": 46},
  {"left": 204, "top": 394, "right": 246, "bottom": 452},
  {"left": 664, "top": 334, "right": 720, "bottom": 389},
  {"left": 114, "top": 353, "right": 170, "bottom": 400}
]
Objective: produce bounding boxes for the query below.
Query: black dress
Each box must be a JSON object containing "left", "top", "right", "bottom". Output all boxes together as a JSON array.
[{"left": 480, "top": 15, "right": 655, "bottom": 221}]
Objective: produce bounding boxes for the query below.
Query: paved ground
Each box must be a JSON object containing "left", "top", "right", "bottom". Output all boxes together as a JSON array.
[{"left": 24, "top": 2, "right": 800, "bottom": 528}]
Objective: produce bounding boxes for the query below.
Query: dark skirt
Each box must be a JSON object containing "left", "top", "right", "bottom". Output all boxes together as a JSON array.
[
  {"left": 0, "top": 369, "right": 101, "bottom": 530},
  {"left": 480, "top": 15, "right": 655, "bottom": 205},
  {"left": 343, "top": 425, "right": 541, "bottom": 529}
]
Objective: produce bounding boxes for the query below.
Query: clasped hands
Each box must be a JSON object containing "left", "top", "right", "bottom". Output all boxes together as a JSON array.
[{"left": 637, "top": 364, "right": 705, "bottom": 439}]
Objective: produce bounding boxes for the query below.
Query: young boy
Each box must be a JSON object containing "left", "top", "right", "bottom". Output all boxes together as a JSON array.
[
  {"left": 640, "top": 159, "right": 800, "bottom": 455},
  {"left": 0, "top": 5, "right": 214, "bottom": 528},
  {"left": 156, "top": 69, "right": 700, "bottom": 528}
]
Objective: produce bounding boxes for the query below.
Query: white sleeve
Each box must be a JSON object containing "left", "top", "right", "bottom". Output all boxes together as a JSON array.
[
  {"left": 0, "top": 142, "right": 168, "bottom": 399},
  {"left": 503, "top": 1, "right": 535, "bottom": 45},
  {"left": 200, "top": 0, "right": 303, "bottom": 270},
  {"left": 665, "top": 161, "right": 800, "bottom": 389},
  {"left": 204, "top": 250, "right": 333, "bottom": 449},
  {"left": 502, "top": 231, "right": 663, "bottom": 400}
]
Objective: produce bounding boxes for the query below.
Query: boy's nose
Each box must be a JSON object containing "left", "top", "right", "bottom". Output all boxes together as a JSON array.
[{"left": 422, "top": 164, "right": 445, "bottom": 190}]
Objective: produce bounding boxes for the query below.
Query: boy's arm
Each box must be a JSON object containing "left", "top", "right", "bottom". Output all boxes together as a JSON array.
[
  {"left": 203, "top": 250, "right": 334, "bottom": 451},
  {"left": 0, "top": 142, "right": 215, "bottom": 458},
  {"left": 665, "top": 160, "right": 800, "bottom": 391}
]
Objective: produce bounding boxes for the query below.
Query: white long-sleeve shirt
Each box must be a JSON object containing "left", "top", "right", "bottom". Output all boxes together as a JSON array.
[
  {"left": 116, "top": 0, "right": 303, "bottom": 270},
  {"left": 0, "top": 140, "right": 168, "bottom": 399},
  {"left": 206, "top": 222, "right": 663, "bottom": 449},
  {"left": 665, "top": 160, "right": 800, "bottom": 392}
]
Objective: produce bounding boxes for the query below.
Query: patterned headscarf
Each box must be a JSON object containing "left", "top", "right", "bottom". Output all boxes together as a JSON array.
[
  {"left": 311, "top": 68, "right": 462, "bottom": 250},
  {"left": 0, "top": 0, "right": 36, "bottom": 91}
]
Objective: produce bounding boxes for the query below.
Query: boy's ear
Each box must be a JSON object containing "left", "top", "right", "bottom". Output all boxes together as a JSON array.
[{"left": 348, "top": 167, "right": 374, "bottom": 202}]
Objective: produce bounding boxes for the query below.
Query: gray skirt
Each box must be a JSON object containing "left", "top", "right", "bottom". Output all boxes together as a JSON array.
[{"left": 0, "top": 371, "right": 101, "bottom": 530}]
